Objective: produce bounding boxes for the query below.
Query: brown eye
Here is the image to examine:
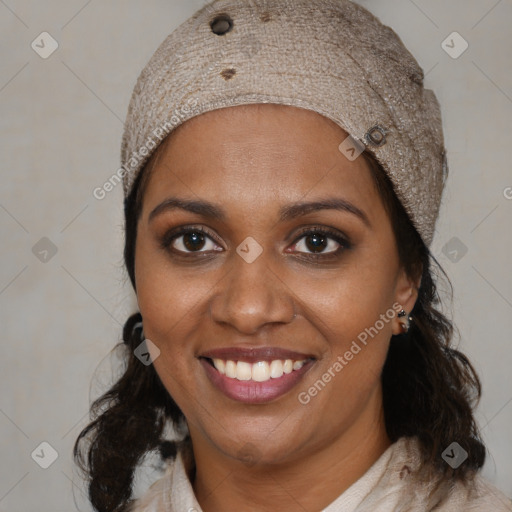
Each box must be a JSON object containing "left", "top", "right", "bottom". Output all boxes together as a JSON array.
[
  {"left": 164, "top": 227, "right": 222, "bottom": 254},
  {"left": 303, "top": 233, "right": 330, "bottom": 253},
  {"left": 294, "top": 231, "right": 341, "bottom": 255},
  {"left": 290, "top": 227, "right": 351, "bottom": 258},
  {"left": 182, "top": 231, "right": 206, "bottom": 252}
]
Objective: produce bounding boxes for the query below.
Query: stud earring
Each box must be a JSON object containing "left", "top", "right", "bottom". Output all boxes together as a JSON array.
[{"left": 397, "top": 309, "right": 412, "bottom": 334}]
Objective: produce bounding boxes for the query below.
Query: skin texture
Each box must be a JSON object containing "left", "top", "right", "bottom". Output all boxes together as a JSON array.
[{"left": 134, "top": 104, "right": 419, "bottom": 511}]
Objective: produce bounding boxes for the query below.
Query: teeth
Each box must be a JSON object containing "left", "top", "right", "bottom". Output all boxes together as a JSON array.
[
  {"left": 270, "top": 360, "right": 284, "bottom": 379},
  {"left": 212, "top": 358, "right": 307, "bottom": 382},
  {"left": 293, "top": 360, "right": 305, "bottom": 370},
  {"left": 236, "top": 361, "right": 252, "bottom": 381},
  {"left": 214, "top": 359, "right": 226, "bottom": 374},
  {"left": 225, "top": 360, "right": 237, "bottom": 378},
  {"left": 252, "top": 361, "right": 270, "bottom": 382}
]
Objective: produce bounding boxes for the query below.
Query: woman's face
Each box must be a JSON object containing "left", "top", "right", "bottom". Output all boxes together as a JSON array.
[{"left": 135, "top": 104, "right": 418, "bottom": 466}]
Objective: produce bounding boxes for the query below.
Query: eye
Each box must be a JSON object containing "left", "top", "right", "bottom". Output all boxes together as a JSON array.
[
  {"left": 290, "top": 227, "right": 350, "bottom": 256},
  {"left": 163, "top": 226, "right": 223, "bottom": 254}
]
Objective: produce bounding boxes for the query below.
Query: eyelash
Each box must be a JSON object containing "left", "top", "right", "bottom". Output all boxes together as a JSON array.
[{"left": 160, "top": 225, "right": 351, "bottom": 260}]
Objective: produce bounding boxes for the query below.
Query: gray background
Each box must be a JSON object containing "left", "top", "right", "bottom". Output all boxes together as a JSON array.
[{"left": 1, "top": 0, "right": 511, "bottom": 510}]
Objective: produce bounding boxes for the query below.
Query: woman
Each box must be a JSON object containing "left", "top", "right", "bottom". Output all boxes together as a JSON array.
[{"left": 74, "top": 0, "right": 512, "bottom": 511}]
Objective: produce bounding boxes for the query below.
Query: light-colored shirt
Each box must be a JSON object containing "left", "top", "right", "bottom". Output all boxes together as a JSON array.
[{"left": 128, "top": 437, "right": 512, "bottom": 511}]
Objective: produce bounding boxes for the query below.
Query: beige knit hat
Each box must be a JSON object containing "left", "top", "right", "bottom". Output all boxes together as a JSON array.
[{"left": 121, "top": 0, "right": 448, "bottom": 247}]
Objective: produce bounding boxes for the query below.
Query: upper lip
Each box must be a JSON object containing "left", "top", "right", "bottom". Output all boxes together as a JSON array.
[{"left": 200, "top": 346, "right": 315, "bottom": 363}]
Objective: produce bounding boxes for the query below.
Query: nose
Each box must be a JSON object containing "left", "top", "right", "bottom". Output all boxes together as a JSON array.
[{"left": 210, "top": 251, "right": 297, "bottom": 335}]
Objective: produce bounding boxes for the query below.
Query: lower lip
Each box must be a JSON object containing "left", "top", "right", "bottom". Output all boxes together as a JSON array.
[{"left": 200, "top": 358, "right": 314, "bottom": 404}]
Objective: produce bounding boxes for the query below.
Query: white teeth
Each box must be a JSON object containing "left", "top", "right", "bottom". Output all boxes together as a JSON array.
[
  {"left": 252, "top": 361, "right": 270, "bottom": 382},
  {"left": 236, "top": 361, "right": 252, "bottom": 381},
  {"left": 270, "top": 360, "right": 284, "bottom": 379},
  {"left": 225, "top": 360, "right": 237, "bottom": 378},
  {"left": 213, "top": 359, "right": 225, "bottom": 374},
  {"left": 293, "top": 360, "right": 305, "bottom": 370},
  {"left": 211, "top": 358, "right": 308, "bottom": 382}
]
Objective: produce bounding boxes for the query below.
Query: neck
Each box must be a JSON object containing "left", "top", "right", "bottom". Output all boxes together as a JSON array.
[{"left": 191, "top": 391, "right": 391, "bottom": 512}]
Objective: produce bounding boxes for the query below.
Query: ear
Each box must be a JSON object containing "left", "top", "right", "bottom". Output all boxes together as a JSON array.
[{"left": 391, "top": 266, "right": 421, "bottom": 335}]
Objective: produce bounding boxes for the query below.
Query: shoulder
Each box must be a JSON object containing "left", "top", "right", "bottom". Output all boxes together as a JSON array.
[
  {"left": 389, "top": 437, "right": 512, "bottom": 512},
  {"left": 127, "top": 465, "right": 171, "bottom": 512},
  {"left": 127, "top": 444, "right": 200, "bottom": 512},
  {"left": 434, "top": 474, "right": 512, "bottom": 511}
]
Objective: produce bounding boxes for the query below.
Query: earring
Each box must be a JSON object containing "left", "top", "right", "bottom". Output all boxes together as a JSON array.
[{"left": 397, "top": 309, "right": 412, "bottom": 334}]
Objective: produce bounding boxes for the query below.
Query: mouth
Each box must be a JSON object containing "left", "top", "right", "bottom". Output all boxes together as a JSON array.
[{"left": 199, "top": 347, "right": 315, "bottom": 404}]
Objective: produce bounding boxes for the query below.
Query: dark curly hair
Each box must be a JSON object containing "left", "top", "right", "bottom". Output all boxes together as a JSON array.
[{"left": 74, "top": 145, "right": 486, "bottom": 512}]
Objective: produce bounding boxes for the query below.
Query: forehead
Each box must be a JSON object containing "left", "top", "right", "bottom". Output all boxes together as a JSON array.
[
  {"left": 142, "top": 104, "right": 378, "bottom": 207},
  {"left": 165, "top": 103, "right": 346, "bottom": 160}
]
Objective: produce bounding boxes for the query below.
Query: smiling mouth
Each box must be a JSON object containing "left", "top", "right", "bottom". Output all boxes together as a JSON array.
[
  {"left": 205, "top": 358, "right": 310, "bottom": 382},
  {"left": 199, "top": 345, "right": 316, "bottom": 403},
  {"left": 200, "top": 355, "right": 315, "bottom": 404}
]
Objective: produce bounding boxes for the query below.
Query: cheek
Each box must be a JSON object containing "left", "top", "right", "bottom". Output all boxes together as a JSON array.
[
  {"left": 134, "top": 266, "right": 198, "bottom": 419},
  {"left": 134, "top": 237, "right": 219, "bottom": 416},
  {"left": 289, "top": 254, "right": 398, "bottom": 348},
  {"left": 134, "top": 235, "right": 207, "bottom": 341},
  {"left": 288, "top": 251, "right": 398, "bottom": 407},
  {"left": 291, "top": 297, "right": 393, "bottom": 443}
]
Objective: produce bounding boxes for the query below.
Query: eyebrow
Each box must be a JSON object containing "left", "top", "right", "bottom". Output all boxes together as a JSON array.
[{"left": 148, "top": 197, "right": 371, "bottom": 227}]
